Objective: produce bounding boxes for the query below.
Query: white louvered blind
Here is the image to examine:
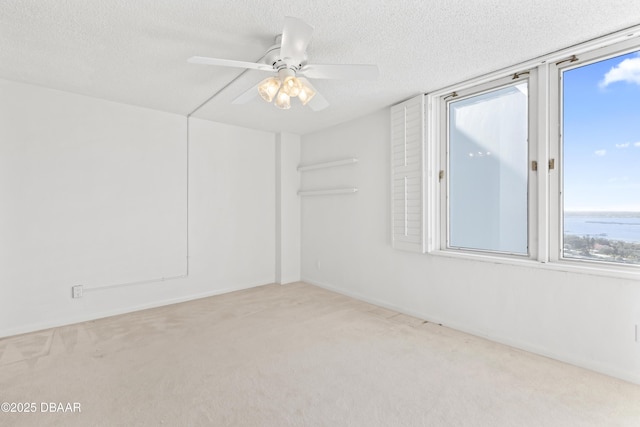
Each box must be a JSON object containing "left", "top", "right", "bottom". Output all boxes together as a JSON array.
[{"left": 391, "top": 95, "right": 425, "bottom": 252}]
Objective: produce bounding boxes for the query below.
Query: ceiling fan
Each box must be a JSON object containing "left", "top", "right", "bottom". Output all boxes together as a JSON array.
[{"left": 188, "top": 16, "right": 379, "bottom": 111}]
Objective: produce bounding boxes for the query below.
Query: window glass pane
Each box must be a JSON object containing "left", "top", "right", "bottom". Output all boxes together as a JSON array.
[
  {"left": 448, "top": 83, "right": 529, "bottom": 254},
  {"left": 562, "top": 50, "right": 640, "bottom": 264}
]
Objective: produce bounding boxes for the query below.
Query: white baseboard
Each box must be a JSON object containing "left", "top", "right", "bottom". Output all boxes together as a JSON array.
[
  {"left": 0, "top": 280, "right": 271, "bottom": 339},
  {"left": 302, "top": 277, "right": 640, "bottom": 386}
]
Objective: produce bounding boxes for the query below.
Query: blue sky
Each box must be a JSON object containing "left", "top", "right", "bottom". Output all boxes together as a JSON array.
[{"left": 563, "top": 50, "right": 640, "bottom": 211}]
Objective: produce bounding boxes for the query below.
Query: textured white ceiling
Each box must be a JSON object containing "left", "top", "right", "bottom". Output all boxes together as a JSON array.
[{"left": 2, "top": 0, "right": 640, "bottom": 135}]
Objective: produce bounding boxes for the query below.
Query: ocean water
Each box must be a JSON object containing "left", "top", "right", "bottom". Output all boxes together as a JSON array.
[{"left": 564, "top": 213, "right": 640, "bottom": 243}]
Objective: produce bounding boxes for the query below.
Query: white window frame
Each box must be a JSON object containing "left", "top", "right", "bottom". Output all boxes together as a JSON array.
[
  {"left": 424, "top": 25, "right": 640, "bottom": 279},
  {"left": 438, "top": 74, "right": 538, "bottom": 260},
  {"left": 549, "top": 37, "right": 640, "bottom": 272}
]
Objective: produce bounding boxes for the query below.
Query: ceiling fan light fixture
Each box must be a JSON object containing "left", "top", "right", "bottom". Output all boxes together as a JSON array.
[
  {"left": 257, "top": 77, "right": 281, "bottom": 102},
  {"left": 189, "top": 16, "right": 379, "bottom": 113},
  {"left": 274, "top": 90, "right": 291, "bottom": 109}
]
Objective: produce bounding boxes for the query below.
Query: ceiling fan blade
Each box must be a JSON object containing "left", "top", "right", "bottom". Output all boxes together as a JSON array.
[
  {"left": 299, "top": 64, "right": 379, "bottom": 80},
  {"left": 231, "top": 82, "right": 260, "bottom": 105},
  {"left": 298, "top": 77, "right": 329, "bottom": 111},
  {"left": 188, "top": 56, "right": 273, "bottom": 72},
  {"left": 280, "top": 16, "right": 314, "bottom": 61},
  {"left": 307, "top": 91, "right": 330, "bottom": 111}
]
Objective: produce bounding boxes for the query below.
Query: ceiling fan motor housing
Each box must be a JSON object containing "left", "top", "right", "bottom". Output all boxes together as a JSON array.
[{"left": 264, "top": 37, "right": 306, "bottom": 73}]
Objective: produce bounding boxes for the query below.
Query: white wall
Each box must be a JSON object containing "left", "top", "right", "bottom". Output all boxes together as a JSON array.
[
  {"left": 0, "top": 79, "right": 277, "bottom": 337},
  {"left": 275, "top": 133, "right": 301, "bottom": 284},
  {"left": 188, "top": 118, "right": 276, "bottom": 289},
  {"left": 300, "top": 108, "right": 640, "bottom": 384}
]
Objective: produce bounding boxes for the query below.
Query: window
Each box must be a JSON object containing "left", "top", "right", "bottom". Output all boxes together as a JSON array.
[
  {"left": 560, "top": 47, "right": 640, "bottom": 266},
  {"left": 424, "top": 29, "right": 640, "bottom": 275},
  {"left": 442, "top": 78, "right": 533, "bottom": 256}
]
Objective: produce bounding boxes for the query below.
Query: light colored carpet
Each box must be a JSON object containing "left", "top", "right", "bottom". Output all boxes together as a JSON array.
[{"left": 1, "top": 282, "right": 639, "bottom": 426}]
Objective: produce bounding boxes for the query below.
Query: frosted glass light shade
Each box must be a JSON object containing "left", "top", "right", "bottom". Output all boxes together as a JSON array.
[
  {"left": 274, "top": 90, "right": 291, "bottom": 109},
  {"left": 297, "top": 84, "right": 316, "bottom": 106},
  {"left": 281, "top": 76, "right": 302, "bottom": 97},
  {"left": 258, "top": 77, "right": 281, "bottom": 102}
]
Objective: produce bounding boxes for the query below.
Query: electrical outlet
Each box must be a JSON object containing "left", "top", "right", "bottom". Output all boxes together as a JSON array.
[{"left": 72, "top": 285, "right": 83, "bottom": 299}]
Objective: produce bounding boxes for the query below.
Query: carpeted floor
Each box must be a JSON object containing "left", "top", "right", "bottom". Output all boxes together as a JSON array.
[{"left": 1, "top": 282, "right": 639, "bottom": 426}]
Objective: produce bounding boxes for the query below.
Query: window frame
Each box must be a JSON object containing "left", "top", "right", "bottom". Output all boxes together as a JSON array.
[
  {"left": 438, "top": 74, "right": 538, "bottom": 259},
  {"left": 425, "top": 26, "right": 640, "bottom": 279},
  {"left": 549, "top": 37, "right": 640, "bottom": 270}
]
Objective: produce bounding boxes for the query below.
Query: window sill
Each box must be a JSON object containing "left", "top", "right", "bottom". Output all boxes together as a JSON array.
[{"left": 429, "top": 249, "right": 640, "bottom": 281}]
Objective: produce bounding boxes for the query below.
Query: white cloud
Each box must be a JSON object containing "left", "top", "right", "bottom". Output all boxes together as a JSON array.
[
  {"left": 594, "top": 149, "right": 607, "bottom": 157},
  {"left": 634, "top": 141, "right": 640, "bottom": 147},
  {"left": 599, "top": 54, "right": 640, "bottom": 88},
  {"left": 615, "top": 142, "right": 630, "bottom": 148}
]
